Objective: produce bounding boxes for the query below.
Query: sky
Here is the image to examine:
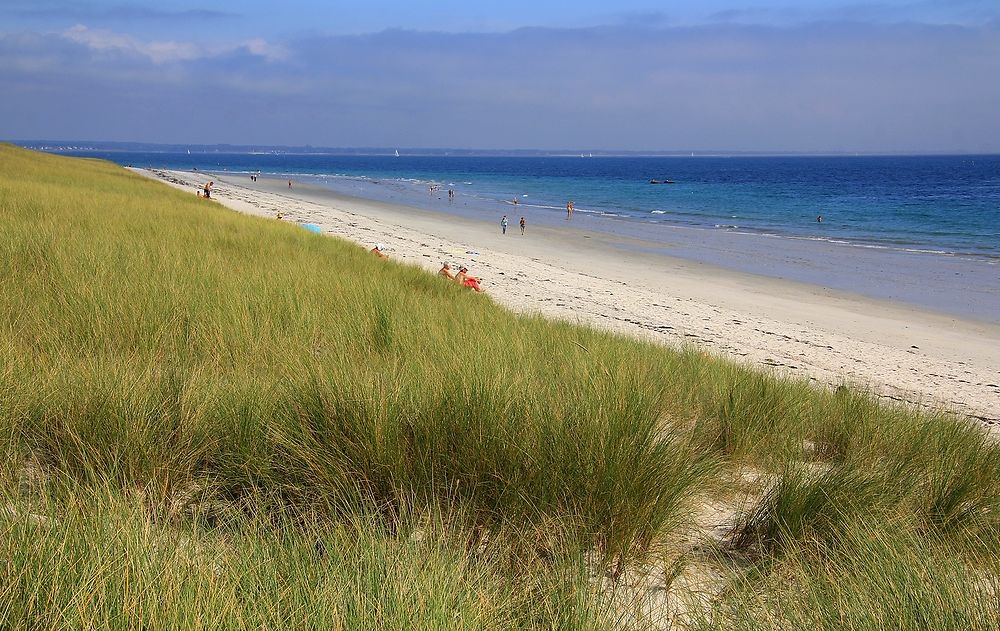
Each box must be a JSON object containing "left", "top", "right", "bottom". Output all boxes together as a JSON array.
[{"left": 2, "top": 0, "right": 999, "bottom": 152}]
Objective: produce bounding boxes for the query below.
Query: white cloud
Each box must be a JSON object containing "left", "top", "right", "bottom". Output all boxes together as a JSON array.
[
  {"left": 62, "top": 24, "right": 201, "bottom": 63},
  {"left": 60, "top": 25, "right": 288, "bottom": 64},
  {"left": 241, "top": 38, "right": 290, "bottom": 62}
]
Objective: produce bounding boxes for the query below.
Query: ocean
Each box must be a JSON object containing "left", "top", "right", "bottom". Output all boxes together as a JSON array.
[{"left": 59, "top": 150, "right": 1000, "bottom": 321}]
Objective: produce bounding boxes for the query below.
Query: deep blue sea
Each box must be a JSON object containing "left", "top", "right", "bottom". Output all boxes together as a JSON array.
[{"left": 69, "top": 151, "right": 1000, "bottom": 260}]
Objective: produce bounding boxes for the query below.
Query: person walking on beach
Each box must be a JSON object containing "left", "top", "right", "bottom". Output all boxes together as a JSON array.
[
  {"left": 501, "top": 215, "right": 509, "bottom": 235},
  {"left": 519, "top": 216, "right": 526, "bottom": 235},
  {"left": 566, "top": 200, "right": 574, "bottom": 219}
]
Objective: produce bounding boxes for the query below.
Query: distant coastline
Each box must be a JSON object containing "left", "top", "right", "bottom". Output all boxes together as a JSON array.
[{"left": 10, "top": 140, "right": 1000, "bottom": 158}]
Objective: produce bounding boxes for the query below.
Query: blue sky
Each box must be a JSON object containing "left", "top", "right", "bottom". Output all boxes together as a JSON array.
[{"left": 2, "top": 0, "right": 999, "bottom": 152}]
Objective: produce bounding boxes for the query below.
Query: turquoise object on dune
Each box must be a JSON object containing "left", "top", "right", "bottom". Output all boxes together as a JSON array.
[{"left": 302, "top": 223, "right": 322, "bottom": 233}]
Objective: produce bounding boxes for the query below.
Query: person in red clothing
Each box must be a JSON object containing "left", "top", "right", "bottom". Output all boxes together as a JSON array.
[{"left": 455, "top": 266, "right": 482, "bottom": 292}]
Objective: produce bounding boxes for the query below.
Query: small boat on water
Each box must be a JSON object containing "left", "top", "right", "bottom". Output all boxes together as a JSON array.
[{"left": 649, "top": 179, "right": 675, "bottom": 184}]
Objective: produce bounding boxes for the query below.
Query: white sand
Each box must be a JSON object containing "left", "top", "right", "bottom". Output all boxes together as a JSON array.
[{"left": 138, "top": 168, "right": 1000, "bottom": 430}]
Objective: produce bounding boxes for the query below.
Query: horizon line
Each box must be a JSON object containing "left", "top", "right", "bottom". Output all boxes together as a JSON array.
[{"left": 8, "top": 140, "right": 999, "bottom": 158}]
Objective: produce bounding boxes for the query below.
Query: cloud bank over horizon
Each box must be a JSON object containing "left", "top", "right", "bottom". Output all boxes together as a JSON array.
[{"left": 2, "top": 8, "right": 999, "bottom": 152}]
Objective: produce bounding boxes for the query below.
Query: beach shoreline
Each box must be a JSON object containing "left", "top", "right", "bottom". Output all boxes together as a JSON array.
[{"left": 137, "top": 167, "right": 1000, "bottom": 429}]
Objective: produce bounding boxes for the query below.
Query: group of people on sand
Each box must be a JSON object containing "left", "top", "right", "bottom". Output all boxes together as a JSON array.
[
  {"left": 500, "top": 215, "right": 527, "bottom": 235},
  {"left": 370, "top": 243, "right": 483, "bottom": 292},
  {"left": 438, "top": 262, "right": 483, "bottom": 292},
  {"left": 370, "top": 244, "right": 482, "bottom": 292}
]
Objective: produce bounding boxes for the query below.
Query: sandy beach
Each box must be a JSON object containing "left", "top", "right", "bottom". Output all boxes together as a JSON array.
[{"left": 139, "top": 168, "right": 1000, "bottom": 430}]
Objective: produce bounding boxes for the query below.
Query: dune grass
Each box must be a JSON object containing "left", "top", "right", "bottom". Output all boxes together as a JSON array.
[
  {"left": 693, "top": 519, "right": 999, "bottom": 631},
  {"left": 0, "top": 479, "right": 620, "bottom": 630},
  {"left": 1, "top": 143, "right": 998, "bottom": 628}
]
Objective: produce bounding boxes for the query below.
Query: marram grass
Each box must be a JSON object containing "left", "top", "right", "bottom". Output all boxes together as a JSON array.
[
  {"left": 0, "top": 144, "right": 715, "bottom": 561},
  {"left": 0, "top": 483, "right": 618, "bottom": 630},
  {"left": 1, "top": 144, "right": 998, "bottom": 628}
]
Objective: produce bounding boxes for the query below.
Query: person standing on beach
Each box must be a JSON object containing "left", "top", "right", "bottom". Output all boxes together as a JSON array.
[
  {"left": 501, "top": 215, "right": 509, "bottom": 235},
  {"left": 203, "top": 181, "right": 213, "bottom": 199},
  {"left": 519, "top": 216, "right": 526, "bottom": 235},
  {"left": 566, "top": 200, "right": 574, "bottom": 219}
]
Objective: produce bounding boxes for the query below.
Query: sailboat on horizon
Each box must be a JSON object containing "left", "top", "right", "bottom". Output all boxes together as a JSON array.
[{"left": 394, "top": 149, "right": 400, "bottom": 157}]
